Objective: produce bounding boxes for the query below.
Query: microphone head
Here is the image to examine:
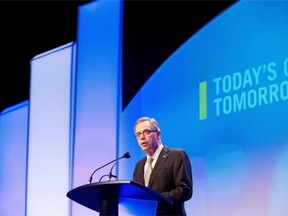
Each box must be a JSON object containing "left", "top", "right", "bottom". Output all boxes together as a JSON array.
[{"left": 123, "top": 152, "right": 131, "bottom": 158}]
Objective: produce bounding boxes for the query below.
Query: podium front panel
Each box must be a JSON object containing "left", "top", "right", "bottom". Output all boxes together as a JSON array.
[{"left": 119, "top": 198, "right": 157, "bottom": 216}]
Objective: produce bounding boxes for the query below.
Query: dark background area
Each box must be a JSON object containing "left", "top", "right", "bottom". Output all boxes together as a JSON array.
[
  {"left": 0, "top": 1, "right": 235, "bottom": 112},
  {"left": 0, "top": 1, "right": 91, "bottom": 112}
]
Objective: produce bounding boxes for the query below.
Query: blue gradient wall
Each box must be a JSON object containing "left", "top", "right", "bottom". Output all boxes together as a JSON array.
[{"left": 119, "top": 1, "right": 288, "bottom": 215}]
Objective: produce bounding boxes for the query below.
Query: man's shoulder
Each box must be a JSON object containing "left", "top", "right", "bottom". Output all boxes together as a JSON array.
[{"left": 163, "top": 145, "right": 186, "bottom": 154}]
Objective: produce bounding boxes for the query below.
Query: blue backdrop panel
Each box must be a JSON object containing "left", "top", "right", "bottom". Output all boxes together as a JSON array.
[
  {"left": 0, "top": 102, "right": 28, "bottom": 215},
  {"left": 72, "top": 1, "right": 122, "bottom": 215},
  {"left": 120, "top": 1, "right": 288, "bottom": 215}
]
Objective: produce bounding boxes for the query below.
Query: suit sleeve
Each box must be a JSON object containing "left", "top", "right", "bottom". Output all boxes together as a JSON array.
[{"left": 162, "top": 150, "right": 193, "bottom": 202}]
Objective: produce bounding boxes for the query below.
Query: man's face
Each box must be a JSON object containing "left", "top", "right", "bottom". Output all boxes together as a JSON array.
[{"left": 135, "top": 121, "right": 159, "bottom": 152}]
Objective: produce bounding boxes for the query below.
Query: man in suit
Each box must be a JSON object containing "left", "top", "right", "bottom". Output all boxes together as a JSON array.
[{"left": 133, "top": 116, "right": 193, "bottom": 216}]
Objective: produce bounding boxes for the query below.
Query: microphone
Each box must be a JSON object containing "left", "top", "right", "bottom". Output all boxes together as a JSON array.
[
  {"left": 107, "top": 152, "right": 131, "bottom": 181},
  {"left": 108, "top": 162, "right": 118, "bottom": 181},
  {"left": 88, "top": 152, "right": 131, "bottom": 184}
]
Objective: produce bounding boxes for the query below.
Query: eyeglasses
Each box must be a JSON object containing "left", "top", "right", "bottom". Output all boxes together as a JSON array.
[{"left": 135, "top": 129, "right": 158, "bottom": 139}]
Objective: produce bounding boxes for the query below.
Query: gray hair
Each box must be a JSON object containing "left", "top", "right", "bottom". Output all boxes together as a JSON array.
[{"left": 134, "top": 116, "right": 161, "bottom": 132}]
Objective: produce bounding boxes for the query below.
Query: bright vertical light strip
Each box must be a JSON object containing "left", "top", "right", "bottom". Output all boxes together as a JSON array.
[
  {"left": 0, "top": 102, "right": 28, "bottom": 216},
  {"left": 27, "top": 43, "right": 75, "bottom": 216}
]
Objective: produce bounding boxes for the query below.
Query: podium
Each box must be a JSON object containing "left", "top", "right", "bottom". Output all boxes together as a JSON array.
[{"left": 67, "top": 180, "right": 172, "bottom": 216}]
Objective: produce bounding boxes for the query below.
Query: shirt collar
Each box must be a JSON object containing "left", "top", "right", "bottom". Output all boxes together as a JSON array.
[{"left": 147, "top": 143, "right": 164, "bottom": 162}]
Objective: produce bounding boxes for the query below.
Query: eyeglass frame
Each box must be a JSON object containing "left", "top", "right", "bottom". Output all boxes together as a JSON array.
[{"left": 134, "top": 129, "right": 158, "bottom": 139}]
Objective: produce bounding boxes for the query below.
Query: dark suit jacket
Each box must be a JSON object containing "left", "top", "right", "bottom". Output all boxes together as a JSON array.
[{"left": 133, "top": 146, "right": 193, "bottom": 216}]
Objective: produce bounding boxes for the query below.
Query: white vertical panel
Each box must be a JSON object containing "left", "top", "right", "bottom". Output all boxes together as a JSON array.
[{"left": 27, "top": 43, "right": 75, "bottom": 216}]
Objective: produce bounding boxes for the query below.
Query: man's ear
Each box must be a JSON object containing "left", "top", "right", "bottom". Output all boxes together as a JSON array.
[{"left": 157, "top": 131, "right": 161, "bottom": 138}]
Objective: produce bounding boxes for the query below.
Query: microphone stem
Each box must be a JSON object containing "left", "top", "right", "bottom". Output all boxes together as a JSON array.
[{"left": 89, "top": 155, "right": 124, "bottom": 183}]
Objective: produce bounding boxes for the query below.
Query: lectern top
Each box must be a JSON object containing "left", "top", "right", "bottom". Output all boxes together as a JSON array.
[{"left": 67, "top": 180, "right": 172, "bottom": 213}]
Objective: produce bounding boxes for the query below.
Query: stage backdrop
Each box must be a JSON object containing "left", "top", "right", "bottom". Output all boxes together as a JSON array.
[
  {"left": 119, "top": 1, "right": 288, "bottom": 215},
  {"left": 1, "top": 1, "right": 288, "bottom": 216}
]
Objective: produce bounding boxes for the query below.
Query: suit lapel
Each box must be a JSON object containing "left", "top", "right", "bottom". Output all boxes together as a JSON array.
[
  {"left": 139, "top": 158, "right": 146, "bottom": 185},
  {"left": 148, "top": 147, "right": 169, "bottom": 187}
]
